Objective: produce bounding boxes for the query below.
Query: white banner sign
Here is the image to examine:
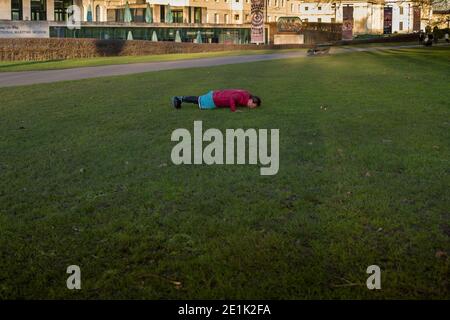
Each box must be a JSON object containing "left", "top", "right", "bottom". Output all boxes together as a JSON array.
[{"left": 0, "top": 22, "right": 49, "bottom": 38}]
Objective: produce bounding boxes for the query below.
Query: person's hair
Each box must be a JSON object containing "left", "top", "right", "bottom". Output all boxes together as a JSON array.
[{"left": 250, "top": 95, "right": 261, "bottom": 107}]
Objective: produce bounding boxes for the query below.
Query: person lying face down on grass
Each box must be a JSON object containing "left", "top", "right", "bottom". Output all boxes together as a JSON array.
[{"left": 172, "top": 89, "right": 261, "bottom": 112}]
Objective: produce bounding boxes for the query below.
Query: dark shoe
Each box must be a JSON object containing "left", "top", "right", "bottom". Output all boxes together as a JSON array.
[{"left": 172, "top": 96, "right": 181, "bottom": 109}]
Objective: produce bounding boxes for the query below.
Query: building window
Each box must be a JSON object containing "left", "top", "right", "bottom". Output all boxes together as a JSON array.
[
  {"left": 331, "top": 17, "right": 335, "bottom": 23},
  {"left": 234, "top": 14, "right": 239, "bottom": 21},
  {"left": 54, "top": 0, "right": 72, "bottom": 21},
  {"left": 245, "top": 14, "right": 249, "bottom": 22},
  {"left": 31, "top": 0, "right": 46, "bottom": 21},
  {"left": 214, "top": 13, "right": 219, "bottom": 24},
  {"left": 95, "top": 5, "right": 100, "bottom": 22},
  {"left": 172, "top": 10, "right": 183, "bottom": 23},
  {"left": 318, "top": 18, "right": 322, "bottom": 23},
  {"left": 268, "top": 15, "right": 271, "bottom": 22},
  {"left": 160, "top": 5, "right": 165, "bottom": 22},
  {"left": 133, "top": 8, "right": 145, "bottom": 22},
  {"left": 303, "top": 18, "right": 308, "bottom": 22},
  {"left": 115, "top": 9, "right": 124, "bottom": 22},
  {"left": 224, "top": 14, "right": 228, "bottom": 23},
  {"left": 305, "top": 6, "right": 308, "bottom": 11},
  {"left": 291, "top": 3, "right": 294, "bottom": 12},
  {"left": 281, "top": 0, "right": 284, "bottom": 7},
  {"left": 194, "top": 7, "right": 202, "bottom": 23},
  {"left": 399, "top": 21, "right": 403, "bottom": 30},
  {"left": 11, "top": 0, "right": 23, "bottom": 20},
  {"left": 274, "top": 0, "right": 278, "bottom": 7},
  {"left": 318, "top": 6, "right": 321, "bottom": 10},
  {"left": 399, "top": 6, "right": 404, "bottom": 15}
]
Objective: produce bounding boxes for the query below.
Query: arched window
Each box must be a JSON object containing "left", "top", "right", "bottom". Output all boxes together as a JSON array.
[
  {"left": 95, "top": 5, "right": 101, "bottom": 22},
  {"left": 11, "top": 0, "right": 23, "bottom": 20}
]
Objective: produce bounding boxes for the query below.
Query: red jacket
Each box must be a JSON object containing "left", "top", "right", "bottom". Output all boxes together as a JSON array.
[{"left": 213, "top": 89, "right": 251, "bottom": 112}]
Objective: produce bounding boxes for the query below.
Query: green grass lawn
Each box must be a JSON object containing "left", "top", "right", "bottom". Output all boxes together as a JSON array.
[
  {"left": 0, "top": 49, "right": 304, "bottom": 72},
  {"left": 0, "top": 47, "right": 449, "bottom": 299},
  {"left": 0, "top": 42, "right": 422, "bottom": 72},
  {"left": 339, "top": 41, "right": 420, "bottom": 48}
]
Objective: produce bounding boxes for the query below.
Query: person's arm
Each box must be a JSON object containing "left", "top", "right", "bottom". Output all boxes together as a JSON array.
[{"left": 229, "top": 94, "right": 238, "bottom": 112}]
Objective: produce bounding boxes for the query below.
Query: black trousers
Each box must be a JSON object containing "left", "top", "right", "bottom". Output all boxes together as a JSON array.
[{"left": 182, "top": 96, "right": 199, "bottom": 105}]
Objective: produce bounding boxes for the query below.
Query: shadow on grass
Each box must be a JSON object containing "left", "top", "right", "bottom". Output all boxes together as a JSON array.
[{"left": 361, "top": 48, "right": 450, "bottom": 70}]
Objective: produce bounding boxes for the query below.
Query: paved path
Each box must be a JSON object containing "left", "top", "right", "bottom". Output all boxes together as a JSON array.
[{"left": 0, "top": 44, "right": 431, "bottom": 88}]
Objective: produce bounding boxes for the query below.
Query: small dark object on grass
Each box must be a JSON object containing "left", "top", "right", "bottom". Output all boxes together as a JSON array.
[{"left": 307, "top": 45, "right": 331, "bottom": 56}]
